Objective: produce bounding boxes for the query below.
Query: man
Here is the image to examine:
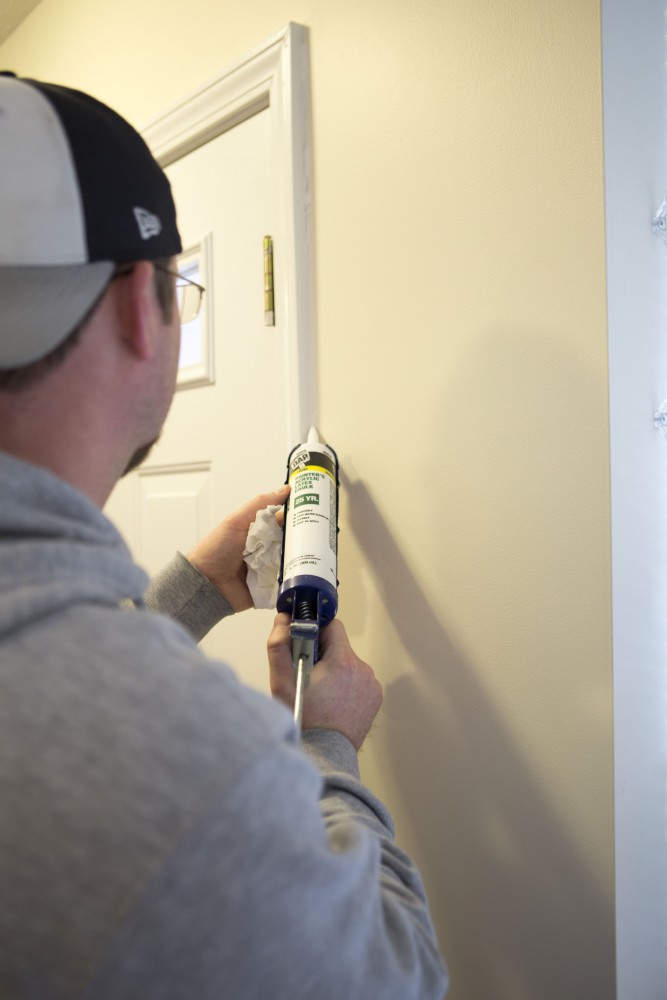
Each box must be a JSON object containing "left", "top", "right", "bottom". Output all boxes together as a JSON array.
[{"left": 0, "top": 73, "right": 448, "bottom": 999}]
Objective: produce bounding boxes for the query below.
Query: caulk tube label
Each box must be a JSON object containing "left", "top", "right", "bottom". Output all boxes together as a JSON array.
[{"left": 282, "top": 445, "right": 338, "bottom": 595}]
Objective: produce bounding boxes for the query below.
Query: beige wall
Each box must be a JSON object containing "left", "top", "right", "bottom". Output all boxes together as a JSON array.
[{"left": 0, "top": 1, "right": 614, "bottom": 997}]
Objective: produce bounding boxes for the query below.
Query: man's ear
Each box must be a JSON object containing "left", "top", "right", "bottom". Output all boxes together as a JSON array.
[{"left": 116, "top": 261, "right": 161, "bottom": 361}]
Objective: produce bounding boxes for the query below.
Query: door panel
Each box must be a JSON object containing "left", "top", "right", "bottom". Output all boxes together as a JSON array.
[{"left": 106, "top": 108, "right": 286, "bottom": 694}]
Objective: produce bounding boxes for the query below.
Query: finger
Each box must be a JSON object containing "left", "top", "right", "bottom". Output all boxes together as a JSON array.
[
  {"left": 250, "top": 484, "right": 290, "bottom": 512},
  {"left": 231, "top": 485, "right": 291, "bottom": 531},
  {"left": 267, "top": 612, "right": 293, "bottom": 666},
  {"left": 316, "top": 618, "right": 350, "bottom": 658},
  {"left": 267, "top": 613, "right": 296, "bottom": 702},
  {"left": 270, "top": 610, "right": 292, "bottom": 633}
]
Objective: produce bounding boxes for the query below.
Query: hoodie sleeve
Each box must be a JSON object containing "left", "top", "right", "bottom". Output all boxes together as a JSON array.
[
  {"left": 144, "top": 551, "right": 234, "bottom": 641},
  {"left": 80, "top": 721, "right": 449, "bottom": 1000}
]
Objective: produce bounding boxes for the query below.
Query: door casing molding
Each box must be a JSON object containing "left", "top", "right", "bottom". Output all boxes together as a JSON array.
[{"left": 141, "top": 22, "right": 314, "bottom": 446}]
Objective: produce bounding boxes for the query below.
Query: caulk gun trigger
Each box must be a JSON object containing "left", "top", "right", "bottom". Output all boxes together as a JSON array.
[{"left": 289, "top": 619, "right": 319, "bottom": 734}]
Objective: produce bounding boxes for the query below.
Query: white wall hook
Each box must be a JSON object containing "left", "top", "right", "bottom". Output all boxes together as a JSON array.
[
  {"left": 652, "top": 194, "right": 667, "bottom": 246},
  {"left": 654, "top": 398, "right": 667, "bottom": 437}
]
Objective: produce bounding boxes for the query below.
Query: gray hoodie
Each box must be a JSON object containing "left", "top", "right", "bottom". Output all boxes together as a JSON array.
[{"left": 0, "top": 451, "right": 447, "bottom": 1000}]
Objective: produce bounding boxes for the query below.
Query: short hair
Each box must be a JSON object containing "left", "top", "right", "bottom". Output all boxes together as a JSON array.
[{"left": 0, "top": 259, "right": 176, "bottom": 392}]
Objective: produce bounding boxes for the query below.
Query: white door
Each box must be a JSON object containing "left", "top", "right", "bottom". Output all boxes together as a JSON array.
[{"left": 105, "top": 107, "right": 288, "bottom": 694}]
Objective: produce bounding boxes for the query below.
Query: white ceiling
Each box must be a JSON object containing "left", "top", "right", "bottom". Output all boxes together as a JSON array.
[{"left": 0, "top": 0, "right": 43, "bottom": 47}]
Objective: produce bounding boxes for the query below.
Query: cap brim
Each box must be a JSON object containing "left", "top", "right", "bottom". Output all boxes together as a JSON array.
[{"left": 0, "top": 262, "right": 114, "bottom": 368}]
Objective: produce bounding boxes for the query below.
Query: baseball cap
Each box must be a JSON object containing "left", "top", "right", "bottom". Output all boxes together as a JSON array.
[{"left": 0, "top": 72, "right": 182, "bottom": 368}]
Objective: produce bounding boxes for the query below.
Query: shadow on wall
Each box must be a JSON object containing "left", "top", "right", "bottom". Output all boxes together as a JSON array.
[{"left": 341, "top": 327, "right": 615, "bottom": 1000}]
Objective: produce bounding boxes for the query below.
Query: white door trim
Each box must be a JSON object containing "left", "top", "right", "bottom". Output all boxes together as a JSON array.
[{"left": 141, "top": 22, "right": 314, "bottom": 446}]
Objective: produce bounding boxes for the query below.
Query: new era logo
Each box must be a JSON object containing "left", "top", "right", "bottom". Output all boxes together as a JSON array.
[{"left": 133, "top": 207, "right": 162, "bottom": 240}]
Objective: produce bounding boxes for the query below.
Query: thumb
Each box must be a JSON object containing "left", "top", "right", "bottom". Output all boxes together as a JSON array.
[{"left": 233, "top": 484, "right": 290, "bottom": 531}]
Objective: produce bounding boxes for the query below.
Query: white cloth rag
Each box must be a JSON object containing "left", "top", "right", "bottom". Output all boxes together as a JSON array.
[{"left": 243, "top": 504, "right": 283, "bottom": 609}]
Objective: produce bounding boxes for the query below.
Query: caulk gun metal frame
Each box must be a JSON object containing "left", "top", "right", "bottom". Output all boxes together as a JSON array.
[
  {"left": 290, "top": 618, "right": 318, "bottom": 733},
  {"left": 276, "top": 428, "right": 340, "bottom": 735},
  {"left": 288, "top": 586, "right": 329, "bottom": 733}
]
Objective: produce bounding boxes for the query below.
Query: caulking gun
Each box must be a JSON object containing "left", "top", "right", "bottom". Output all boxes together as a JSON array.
[{"left": 276, "top": 427, "right": 339, "bottom": 733}]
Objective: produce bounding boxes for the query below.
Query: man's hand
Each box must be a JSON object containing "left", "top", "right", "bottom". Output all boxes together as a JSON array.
[
  {"left": 268, "top": 613, "right": 383, "bottom": 750},
  {"left": 188, "top": 486, "right": 289, "bottom": 611}
]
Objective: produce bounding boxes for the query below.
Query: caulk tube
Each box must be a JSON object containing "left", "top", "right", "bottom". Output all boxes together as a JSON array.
[{"left": 277, "top": 427, "right": 339, "bottom": 630}]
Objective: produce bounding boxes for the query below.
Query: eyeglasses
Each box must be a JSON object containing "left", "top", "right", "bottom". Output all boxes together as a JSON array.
[
  {"left": 112, "top": 264, "right": 205, "bottom": 325},
  {"left": 154, "top": 266, "right": 205, "bottom": 325}
]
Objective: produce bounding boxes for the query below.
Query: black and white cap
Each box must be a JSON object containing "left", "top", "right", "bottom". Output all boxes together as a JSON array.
[{"left": 0, "top": 72, "right": 182, "bottom": 368}]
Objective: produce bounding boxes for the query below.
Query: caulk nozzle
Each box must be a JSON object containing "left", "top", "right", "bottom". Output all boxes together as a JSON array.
[{"left": 307, "top": 426, "right": 320, "bottom": 445}]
